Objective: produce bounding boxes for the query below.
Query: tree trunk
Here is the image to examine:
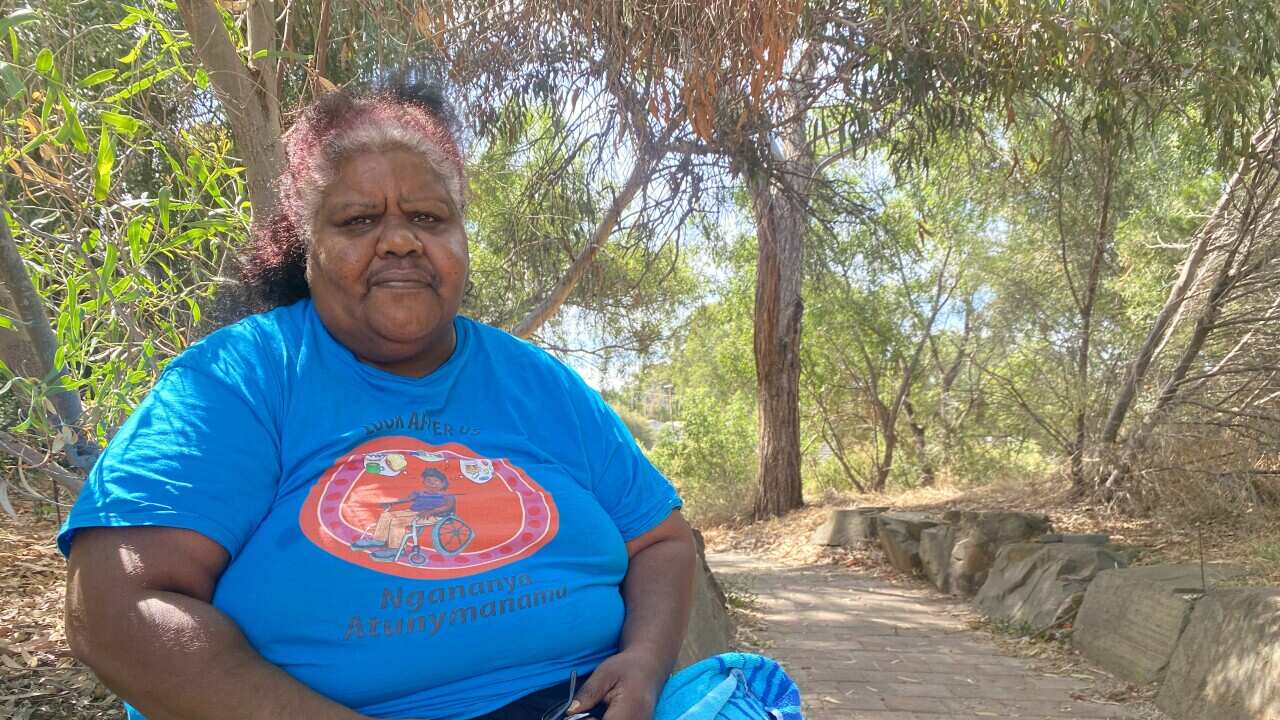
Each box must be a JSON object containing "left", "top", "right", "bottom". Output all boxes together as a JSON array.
[
  {"left": 0, "top": 205, "right": 94, "bottom": 481},
  {"left": 1070, "top": 144, "right": 1115, "bottom": 493},
  {"left": 904, "top": 399, "right": 934, "bottom": 487},
  {"left": 749, "top": 163, "right": 807, "bottom": 518},
  {"left": 1100, "top": 98, "right": 1279, "bottom": 446},
  {"left": 872, "top": 423, "right": 896, "bottom": 493},
  {"left": 0, "top": 208, "right": 79, "bottom": 428},
  {"left": 929, "top": 296, "right": 971, "bottom": 457},
  {"left": 177, "top": 0, "right": 285, "bottom": 222},
  {"left": 1099, "top": 100, "right": 1280, "bottom": 491},
  {"left": 743, "top": 54, "right": 817, "bottom": 519}
]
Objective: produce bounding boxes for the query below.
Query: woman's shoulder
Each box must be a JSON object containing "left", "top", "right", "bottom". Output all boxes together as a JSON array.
[{"left": 168, "top": 301, "right": 307, "bottom": 379}]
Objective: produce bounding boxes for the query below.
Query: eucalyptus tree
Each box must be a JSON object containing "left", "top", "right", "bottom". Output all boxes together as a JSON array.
[{"left": 0, "top": 1, "right": 247, "bottom": 509}]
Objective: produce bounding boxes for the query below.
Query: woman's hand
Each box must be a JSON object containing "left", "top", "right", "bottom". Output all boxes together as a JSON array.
[{"left": 567, "top": 649, "right": 667, "bottom": 720}]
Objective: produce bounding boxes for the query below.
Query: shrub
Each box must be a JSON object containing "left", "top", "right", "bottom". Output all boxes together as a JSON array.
[{"left": 648, "top": 387, "right": 757, "bottom": 524}]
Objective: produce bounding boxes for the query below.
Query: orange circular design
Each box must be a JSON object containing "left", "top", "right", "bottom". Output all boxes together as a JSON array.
[{"left": 299, "top": 436, "right": 559, "bottom": 579}]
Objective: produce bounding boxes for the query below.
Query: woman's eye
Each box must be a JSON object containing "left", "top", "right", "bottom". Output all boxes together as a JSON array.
[
  {"left": 413, "top": 212, "right": 439, "bottom": 223},
  {"left": 341, "top": 215, "right": 374, "bottom": 227}
]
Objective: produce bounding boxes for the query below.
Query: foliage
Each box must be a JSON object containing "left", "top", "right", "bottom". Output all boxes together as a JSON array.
[
  {"left": 648, "top": 386, "right": 758, "bottom": 525},
  {"left": 613, "top": 405, "right": 655, "bottom": 449},
  {"left": 1, "top": 2, "right": 241, "bottom": 447}
]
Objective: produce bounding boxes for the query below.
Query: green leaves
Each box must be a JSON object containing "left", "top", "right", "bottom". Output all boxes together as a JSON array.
[
  {"left": 80, "top": 68, "right": 118, "bottom": 87},
  {"left": 58, "top": 92, "right": 89, "bottom": 152},
  {"left": 94, "top": 128, "right": 114, "bottom": 201},
  {"left": 103, "top": 65, "right": 179, "bottom": 103},
  {"left": 34, "top": 47, "right": 52, "bottom": 74},
  {"left": 100, "top": 110, "right": 140, "bottom": 137},
  {"left": 118, "top": 30, "right": 149, "bottom": 64}
]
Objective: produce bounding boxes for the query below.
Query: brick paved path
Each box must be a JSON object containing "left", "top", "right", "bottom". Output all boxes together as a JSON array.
[{"left": 706, "top": 551, "right": 1141, "bottom": 720}]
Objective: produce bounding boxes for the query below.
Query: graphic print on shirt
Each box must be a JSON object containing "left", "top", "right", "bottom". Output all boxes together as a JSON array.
[{"left": 299, "top": 436, "right": 560, "bottom": 579}]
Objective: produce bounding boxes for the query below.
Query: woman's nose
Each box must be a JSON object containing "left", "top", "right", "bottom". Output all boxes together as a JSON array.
[{"left": 376, "top": 215, "right": 423, "bottom": 256}]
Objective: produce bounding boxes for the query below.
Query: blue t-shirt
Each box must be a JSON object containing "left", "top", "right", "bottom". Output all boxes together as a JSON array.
[{"left": 59, "top": 300, "right": 681, "bottom": 720}]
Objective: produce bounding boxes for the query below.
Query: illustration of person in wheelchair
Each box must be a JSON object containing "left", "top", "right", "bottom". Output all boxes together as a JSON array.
[{"left": 351, "top": 467, "right": 475, "bottom": 565}]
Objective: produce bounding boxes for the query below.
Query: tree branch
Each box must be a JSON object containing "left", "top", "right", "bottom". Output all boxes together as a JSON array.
[{"left": 511, "top": 131, "right": 672, "bottom": 338}]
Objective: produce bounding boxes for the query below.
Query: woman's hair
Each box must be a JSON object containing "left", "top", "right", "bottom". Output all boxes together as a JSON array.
[{"left": 240, "top": 83, "right": 465, "bottom": 309}]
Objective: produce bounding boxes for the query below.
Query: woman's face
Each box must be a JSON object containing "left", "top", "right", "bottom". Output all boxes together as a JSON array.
[{"left": 307, "top": 146, "right": 468, "bottom": 377}]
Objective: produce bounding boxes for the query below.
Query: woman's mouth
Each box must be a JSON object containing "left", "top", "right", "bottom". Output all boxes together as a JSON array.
[{"left": 370, "top": 270, "right": 434, "bottom": 289}]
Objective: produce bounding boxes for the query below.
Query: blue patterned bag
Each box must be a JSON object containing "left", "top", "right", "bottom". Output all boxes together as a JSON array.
[{"left": 653, "top": 653, "right": 803, "bottom": 720}]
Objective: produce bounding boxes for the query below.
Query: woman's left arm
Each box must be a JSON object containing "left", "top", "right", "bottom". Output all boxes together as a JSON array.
[{"left": 570, "top": 510, "right": 696, "bottom": 720}]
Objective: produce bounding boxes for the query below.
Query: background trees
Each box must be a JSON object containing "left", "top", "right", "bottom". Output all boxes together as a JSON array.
[{"left": 2, "top": 0, "right": 1280, "bottom": 529}]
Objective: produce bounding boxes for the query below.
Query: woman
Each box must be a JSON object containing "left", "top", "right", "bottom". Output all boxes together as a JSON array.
[{"left": 60, "top": 85, "right": 696, "bottom": 720}]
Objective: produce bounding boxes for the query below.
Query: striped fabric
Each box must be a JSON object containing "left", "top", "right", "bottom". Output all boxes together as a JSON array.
[{"left": 654, "top": 653, "right": 803, "bottom": 720}]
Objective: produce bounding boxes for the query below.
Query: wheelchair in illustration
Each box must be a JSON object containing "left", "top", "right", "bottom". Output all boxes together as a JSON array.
[
  {"left": 353, "top": 508, "right": 475, "bottom": 565},
  {"left": 350, "top": 466, "right": 475, "bottom": 565}
]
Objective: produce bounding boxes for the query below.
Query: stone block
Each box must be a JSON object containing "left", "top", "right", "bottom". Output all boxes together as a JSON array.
[
  {"left": 976, "top": 542, "right": 1128, "bottom": 630},
  {"left": 810, "top": 507, "right": 888, "bottom": 546},
  {"left": 1156, "top": 589, "right": 1280, "bottom": 720},
  {"left": 1073, "top": 564, "right": 1243, "bottom": 686},
  {"left": 677, "top": 530, "right": 734, "bottom": 669},
  {"left": 919, "top": 525, "right": 958, "bottom": 592},
  {"left": 877, "top": 512, "right": 943, "bottom": 575},
  {"left": 942, "top": 507, "right": 1049, "bottom": 591},
  {"left": 878, "top": 511, "right": 943, "bottom": 537}
]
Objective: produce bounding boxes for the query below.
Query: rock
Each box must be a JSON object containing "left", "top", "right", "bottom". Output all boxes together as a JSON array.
[
  {"left": 1073, "top": 564, "right": 1244, "bottom": 686},
  {"left": 975, "top": 542, "right": 1128, "bottom": 630},
  {"left": 942, "top": 509, "right": 1049, "bottom": 594},
  {"left": 810, "top": 507, "right": 888, "bottom": 546},
  {"left": 1156, "top": 589, "right": 1280, "bottom": 720},
  {"left": 1038, "top": 533, "right": 1111, "bottom": 545},
  {"left": 919, "top": 525, "right": 958, "bottom": 591},
  {"left": 677, "top": 530, "right": 734, "bottom": 669},
  {"left": 877, "top": 512, "right": 943, "bottom": 575},
  {"left": 879, "top": 511, "right": 944, "bottom": 535}
]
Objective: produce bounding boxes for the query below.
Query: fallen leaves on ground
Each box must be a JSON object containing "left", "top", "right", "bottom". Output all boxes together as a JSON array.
[{"left": 1, "top": 508, "right": 123, "bottom": 720}]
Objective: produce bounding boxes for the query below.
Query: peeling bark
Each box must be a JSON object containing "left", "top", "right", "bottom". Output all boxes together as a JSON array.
[{"left": 749, "top": 158, "right": 808, "bottom": 517}]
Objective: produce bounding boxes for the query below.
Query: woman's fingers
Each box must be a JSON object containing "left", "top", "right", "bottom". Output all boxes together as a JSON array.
[{"left": 568, "top": 667, "right": 613, "bottom": 715}]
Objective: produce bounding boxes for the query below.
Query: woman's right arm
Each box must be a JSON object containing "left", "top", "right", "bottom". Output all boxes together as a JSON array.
[{"left": 66, "top": 526, "right": 369, "bottom": 720}]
